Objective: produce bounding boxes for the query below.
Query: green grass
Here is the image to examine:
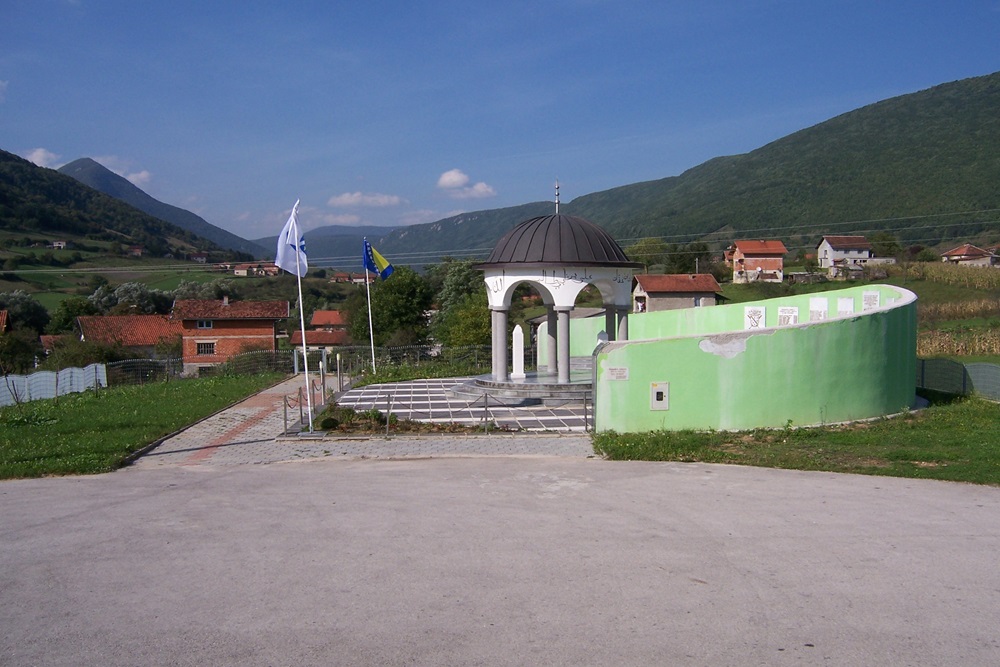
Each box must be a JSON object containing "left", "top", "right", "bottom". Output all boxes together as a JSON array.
[
  {"left": 0, "top": 373, "right": 284, "bottom": 479},
  {"left": 594, "top": 395, "right": 1000, "bottom": 485}
]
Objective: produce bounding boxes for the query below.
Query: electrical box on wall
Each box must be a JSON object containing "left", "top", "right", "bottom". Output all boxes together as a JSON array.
[{"left": 650, "top": 382, "right": 669, "bottom": 411}]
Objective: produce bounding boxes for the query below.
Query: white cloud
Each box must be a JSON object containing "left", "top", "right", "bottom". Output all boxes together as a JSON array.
[
  {"left": 94, "top": 155, "right": 153, "bottom": 189},
  {"left": 0, "top": 80, "right": 8, "bottom": 104},
  {"left": 437, "top": 168, "right": 497, "bottom": 199},
  {"left": 437, "top": 168, "right": 470, "bottom": 189},
  {"left": 450, "top": 181, "right": 497, "bottom": 199},
  {"left": 321, "top": 213, "right": 362, "bottom": 225},
  {"left": 327, "top": 191, "right": 405, "bottom": 207},
  {"left": 126, "top": 170, "right": 152, "bottom": 187},
  {"left": 24, "top": 148, "right": 61, "bottom": 168}
]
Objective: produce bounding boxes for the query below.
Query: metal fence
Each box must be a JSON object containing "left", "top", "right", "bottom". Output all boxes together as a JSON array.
[
  {"left": 0, "top": 363, "right": 107, "bottom": 407},
  {"left": 915, "top": 358, "right": 1000, "bottom": 400}
]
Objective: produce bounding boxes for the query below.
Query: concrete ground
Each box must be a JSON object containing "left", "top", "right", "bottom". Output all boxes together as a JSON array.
[{"left": 2, "top": 376, "right": 1000, "bottom": 665}]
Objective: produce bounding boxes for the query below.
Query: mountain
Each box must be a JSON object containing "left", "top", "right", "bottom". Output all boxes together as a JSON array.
[
  {"left": 377, "top": 201, "right": 554, "bottom": 260},
  {"left": 253, "top": 224, "right": 401, "bottom": 267},
  {"left": 59, "top": 158, "right": 267, "bottom": 258},
  {"left": 376, "top": 71, "right": 1000, "bottom": 259},
  {"left": 0, "top": 149, "right": 224, "bottom": 257}
]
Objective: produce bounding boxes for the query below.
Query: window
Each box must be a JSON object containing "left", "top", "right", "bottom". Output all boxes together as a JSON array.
[
  {"left": 196, "top": 342, "right": 215, "bottom": 355},
  {"left": 197, "top": 320, "right": 213, "bottom": 329}
]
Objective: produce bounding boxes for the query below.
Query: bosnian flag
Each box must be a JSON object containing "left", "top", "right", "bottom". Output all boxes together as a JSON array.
[
  {"left": 363, "top": 238, "right": 394, "bottom": 279},
  {"left": 275, "top": 200, "right": 307, "bottom": 277}
]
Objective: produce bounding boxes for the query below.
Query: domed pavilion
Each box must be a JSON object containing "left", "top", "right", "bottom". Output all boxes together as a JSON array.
[{"left": 474, "top": 211, "right": 642, "bottom": 387}]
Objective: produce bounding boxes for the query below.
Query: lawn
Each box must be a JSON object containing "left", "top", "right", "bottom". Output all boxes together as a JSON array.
[
  {"left": 593, "top": 394, "right": 1000, "bottom": 486},
  {"left": 0, "top": 373, "right": 284, "bottom": 479}
]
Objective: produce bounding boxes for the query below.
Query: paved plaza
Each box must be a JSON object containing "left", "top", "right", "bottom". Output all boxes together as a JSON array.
[
  {"left": 132, "top": 375, "right": 593, "bottom": 469},
  {"left": 4, "top": 375, "right": 1000, "bottom": 665}
]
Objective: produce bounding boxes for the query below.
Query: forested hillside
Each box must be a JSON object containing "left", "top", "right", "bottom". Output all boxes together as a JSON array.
[
  {"left": 0, "top": 150, "right": 224, "bottom": 258},
  {"left": 376, "top": 71, "right": 1000, "bottom": 260}
]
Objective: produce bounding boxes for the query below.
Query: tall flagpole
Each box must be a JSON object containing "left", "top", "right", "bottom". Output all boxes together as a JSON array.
[
  {"left": 295, "top": 240, "right": 312, "bottom": 433},
  {"left": 364, "top": 264, "right": 377, "bottom": 373},
  {"left": 293, "top": 238, "right": 314, "bottom": 431}
]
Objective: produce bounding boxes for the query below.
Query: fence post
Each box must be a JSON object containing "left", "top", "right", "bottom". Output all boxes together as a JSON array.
[{"left": 283, "top": 396, "right": 288, "bottom": 435}]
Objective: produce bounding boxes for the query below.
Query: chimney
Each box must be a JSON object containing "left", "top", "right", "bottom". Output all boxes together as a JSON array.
[{"left": 222, "top": 295, "right": 229, "bottom": 306}]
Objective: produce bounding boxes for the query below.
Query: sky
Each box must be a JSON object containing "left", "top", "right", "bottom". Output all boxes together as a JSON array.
[{"left": 2, "top": 1, "right": 1000, "bottom": 243}]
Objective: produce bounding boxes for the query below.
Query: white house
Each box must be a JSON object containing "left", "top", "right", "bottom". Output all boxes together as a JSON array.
[
  {"left": 940, "top": 244, "right": 999, "bottom": 267},
  {"left": 817, "top": 236, "right": 872, "bottom": 270}
]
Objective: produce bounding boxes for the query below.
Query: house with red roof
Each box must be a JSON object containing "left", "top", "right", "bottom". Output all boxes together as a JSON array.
[
  {"left": 632, "top": 274, "right": 722, "bottom": 312},
  {"left": 940, "top": 243, "right": 999, "bottom": 267},
  {"left": 289, "top": 329, "right": 351, "bottom": 351},
  {"left": 170, "top": 297, "right": 289, "bottom": 374},
  {"left": 76, "top": 315, "right": 184, "bottom": 357},
  {"left": 729, "top": 240, "right": 788, "bottom": 283},
  {"left": 309, "top": 310, "right": 348, "bottom": 331}
]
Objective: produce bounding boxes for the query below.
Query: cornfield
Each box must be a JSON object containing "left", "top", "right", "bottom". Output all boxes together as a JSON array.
[
  {"left": 888, "top": 262, "right": 1000, "bottom": 290},
  {"left": 919, "top": 299, "right": 1000, "bottom": 324},
  {"left": 918, "top": 330, "right": 1000, "bottom": 356}
]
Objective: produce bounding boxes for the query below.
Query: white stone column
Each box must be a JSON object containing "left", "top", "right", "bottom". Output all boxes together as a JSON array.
[
  {"left": 494, "top": 307, "right": 509, "bottom": 382},
  {"left": 617, "top": 307, "right": 629, "bottom": 341},
  {"left": 556, "top": 307, "right": 571, "bottom": 384},
  {"left": 511, "top": 325, "right": 525, "bottom": 379},
  {"left": 546, "top": 306, "right": 558, "bottom": 375}
]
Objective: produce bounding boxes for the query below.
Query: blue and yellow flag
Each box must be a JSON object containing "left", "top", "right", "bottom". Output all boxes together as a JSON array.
[{"left": 363, "top": 239, "right": 394, "bottom": 279}]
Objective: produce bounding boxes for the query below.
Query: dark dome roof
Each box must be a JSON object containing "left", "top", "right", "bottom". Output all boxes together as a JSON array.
[{"left": 477, "top": 214, "right": 641, "bottom": 267}]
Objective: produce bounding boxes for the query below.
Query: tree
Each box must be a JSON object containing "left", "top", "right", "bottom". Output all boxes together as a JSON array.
[
  {"left": 869, "top": 232, "right": 902, "bottom": 258},
  {"left": 0, "top": 290, "right": 49, "bottom": 334},
  {"left": 346, "top": 266, "right": 433, "bottom": 346},
  {"left": 0, "top": 328, "right": 41, "bottom": 374},
  {"left": 47, "top": 295, "right": 99, "bottom": 334},
  {"left": 665, "top": 242, "right": 713, "bottom": 274},
  {"left": 624, "top": 238, "right": 668, "bottom": 272}
]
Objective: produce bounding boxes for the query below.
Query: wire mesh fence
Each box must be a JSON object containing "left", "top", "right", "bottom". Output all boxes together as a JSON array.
[{"left": 915, "top": 358, "right": 1000, "bottom": 400}]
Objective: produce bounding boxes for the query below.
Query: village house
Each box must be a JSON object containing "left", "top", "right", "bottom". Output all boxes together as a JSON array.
[
  {"left": 189, "top": 252, "right": 209, "bottom": 264},
  {"left": 816, "top": 236, "right": 873, "bottom": 275},
  {"left": 729, "top": 240, "right": 788, "bottom": 283},
  {"left": 310, "top": 310, "right": 348, "bottom": 332},
  {"left": 632, "top": 274, "right": 722, "bottom": 312},
  {"left": 289, "top": 329, "right": 351, "bottom": 353},
  {"left": 50, "top": 240, "right": 67, "bottom": 250},
  {"left": 233, "top": 262, "right": 280, "bottom": 277},
  {"left": 940, "top": 243, "right": 1000, "bottom": 267},
  {"left": 76, "top": 314, "right": 183, "bottom": 358},
  {"left": 127, "top": 245, "right": 144, "bottom": 257},
  {"left": 170, "top": 297, "right": 289, "bottom": 375}
]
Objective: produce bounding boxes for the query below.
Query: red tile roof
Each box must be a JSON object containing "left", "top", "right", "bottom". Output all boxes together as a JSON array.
[
  {"left": 77, "top": 315, "right": 183, "bottom": 347},
  {"left": 821, "top": 235, "right": 871, "bottom": 250},
  {"left": 310, "top": 310, "right": 347, "bottom": 327},
  {"left": 0, "top": 309, "right": 8, "bottom": 333},
  {"left": 171, "top": 299, "right": 289, "bottom": 320},
  {"left": 39, "top": 334, "right": 70, "bottom": 352},
  {"left": 941, "top": 243, "right": 991, "bottom": 258},
  {"left": 734, "top": 240, "right": 788, "bottom": 255},
  {"left": 634, "top": 274, "right": 721, "bottom": 293},
  {"left": 289, "top": 330, "right": 351, "bottom": 346}
]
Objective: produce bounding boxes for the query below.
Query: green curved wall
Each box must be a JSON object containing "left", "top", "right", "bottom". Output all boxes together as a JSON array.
[{"left": 578, "top": 284, "right": 917, "bottom": 432}]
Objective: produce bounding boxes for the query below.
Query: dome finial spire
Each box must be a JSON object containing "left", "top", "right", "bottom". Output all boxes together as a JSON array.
[{"left": 554, "top": 179, "right": 560, "bottom": 214}]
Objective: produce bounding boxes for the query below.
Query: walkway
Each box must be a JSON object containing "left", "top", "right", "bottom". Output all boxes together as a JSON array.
[{"left": 132, "top": 375, "right": 593, "bottom": 469}]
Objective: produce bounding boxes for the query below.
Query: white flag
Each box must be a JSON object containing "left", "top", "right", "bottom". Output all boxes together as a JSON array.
[{"left": 275, "top": 199, "right": 307, "bottom": 277}]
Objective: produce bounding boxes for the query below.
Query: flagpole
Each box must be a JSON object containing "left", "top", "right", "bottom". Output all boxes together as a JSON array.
[
  {"left": 364, "top": 265, "right": 377, "bottom": 374},
  {"left": 294, "top": 236, "right": 314, "bottom": 432}
]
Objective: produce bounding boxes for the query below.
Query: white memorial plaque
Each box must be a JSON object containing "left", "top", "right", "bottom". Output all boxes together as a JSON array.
[
  {"left": 837, "top": 297, "right": 855, "bottom": 317},
  {"left": 862, "top": 291, "right": 881, "bottom": 311},
  {"left": 777, "top": 306, "right": 799, "bottom": 326},
  {"left": 744, "top": 306, "right": 765, "bottom": 329},
  {"left": 809, "top": 297, "right": 827, "bottom": 322},
  {"left": 607, "top": 367, "right": 629, "bottom": 381}
]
